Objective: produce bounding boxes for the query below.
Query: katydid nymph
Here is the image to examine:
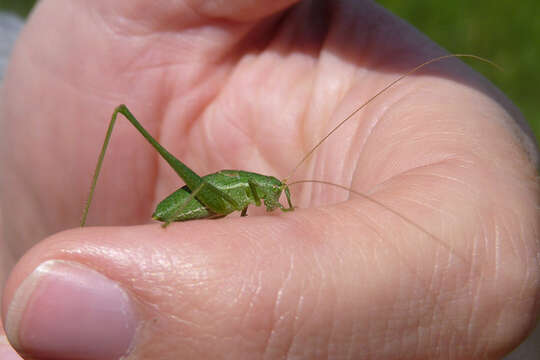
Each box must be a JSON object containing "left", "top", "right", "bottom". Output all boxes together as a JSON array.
[{"left": 80, "top": 54, "right": 500, "bottom": 228}]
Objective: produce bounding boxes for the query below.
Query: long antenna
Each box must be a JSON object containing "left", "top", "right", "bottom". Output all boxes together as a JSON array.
[
  {"left": 288, "top": 179, "right": 468, "bottom": 263},
  {"left": 282, "top": 54, "right": 502, "bottom": 183}
]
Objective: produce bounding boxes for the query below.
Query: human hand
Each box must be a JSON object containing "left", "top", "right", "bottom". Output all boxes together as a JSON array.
[{"left": 1, "top": 0, "right": 539, "bottom": 359}]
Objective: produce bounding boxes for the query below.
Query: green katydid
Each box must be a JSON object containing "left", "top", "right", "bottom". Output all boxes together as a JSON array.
[{"left": 80, "top": 54, "right": 501, "bottom": 228}]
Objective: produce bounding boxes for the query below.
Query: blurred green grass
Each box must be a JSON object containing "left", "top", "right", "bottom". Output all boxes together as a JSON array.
[
  {"left": 378, "top": 0, "right": 540, "bottom": 144},
  {"left": 0, "top": 0, "right": 34, "bottom": 17},
  {"left": 1, "top": 0, "right": 538, "bottom": 143}
]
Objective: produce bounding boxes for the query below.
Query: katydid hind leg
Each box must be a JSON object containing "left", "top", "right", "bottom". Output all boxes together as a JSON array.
[
  {"left": 81, "top": 105, "right": 240, "bottom": 226},
  {"left": 112, "top": 105, "right": 245, "bottom": 213}
]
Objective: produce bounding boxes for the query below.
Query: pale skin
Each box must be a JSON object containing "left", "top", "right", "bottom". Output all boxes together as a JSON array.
[{"left": 1, "top": 0, "right": 539, "bottom": 359}]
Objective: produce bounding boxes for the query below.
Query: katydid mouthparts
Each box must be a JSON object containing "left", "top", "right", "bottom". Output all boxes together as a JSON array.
[{"left": 80, "top": 54, "right": 501, "bottom": 228}]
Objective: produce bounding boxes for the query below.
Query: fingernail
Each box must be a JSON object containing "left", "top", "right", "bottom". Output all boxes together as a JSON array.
[{"left": 5, "top": 260, "right": 136, "bottom": 360}]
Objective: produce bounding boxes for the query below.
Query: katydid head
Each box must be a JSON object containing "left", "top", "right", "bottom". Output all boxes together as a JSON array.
[{"left": 257, "top": 176, "right": 294, "bottom": 212}]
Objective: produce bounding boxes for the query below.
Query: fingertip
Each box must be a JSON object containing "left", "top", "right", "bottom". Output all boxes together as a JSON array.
[{"left": 3, "top": 260, "right": 137, "bottom": 360}]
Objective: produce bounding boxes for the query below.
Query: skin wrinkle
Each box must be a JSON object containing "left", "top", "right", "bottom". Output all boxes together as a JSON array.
[
  {"left": 309, "top": 66, "right": 356, "bottom": 176},
  {"left": 507, "top": 229, "right": 536, "bottom": 320},
  {"left": 291, "top": 19, "right": 359, "bottom": 191},
  {"left": 320, "top": 252, "right": 339, "bottom": 359},
  {"left": 522, "top": 227, "right": 539, "bottom": 301},
  {"left": 298, "top": 56, "right": 326, "bottom": 190},
  {"left": 350, "top": 72, "right": 393, "bottom": 149},
  {"left": 304, "top": 251, "right": 328, "bottom": 357},
  {"left": 507, "top": 207, "right": 530, "bottom": 261},
  {"left": 274, "top": 284, "right": 300, "bottom": 359},
  {"left": 346, "top": 306, "right": 361, "bottom": 358},
  {"left": 291, "top": 75, "right": 318, "bottom": 189},
  {"left": 326, "top": 205, "right": 416, "bottom": 358},
  {"left": 418, "top": 263, "right": 473, "bottom": 355},
  {"left": 250, "top": 270, "right": 267, "bottom": 353},
  {"left": 106, "top": 29, "right": 200, "bottom": 72},
  {"left": 288, "top": 251, "right": 317, "bottom": 357},
  {"left": 327, "top": 281, "right": 345, "bottom": 358},
  {"left": 312, "top": 251, "right": 330, "bottom": 358},
  {"left": 522, "top": 214, "right": 538, "bottom": 268},
  {"left": 350, "top": 204, "right": 424, "bottom": 281},
  {"left": 368, "top": 158, "right": 477, "bottom": 203},
  {"left": 346, "top": 205, "right": 392, "bottom": 278},
  {"left": 245, "top": 239, "right": 274, "bottom": 355},
  {"left": 180, "top": 1, "right": 219, "bottom": 25},
  {"left": 211, "top": 41, "right": 308, "bottom": 178},
  {"left": 323, "top": 68, "right": 381, "bottom": 201},
  {"left": 358, "top": 190, "right": 468, "bottom": 270},
  {"left": 264, "top": 253, "right": 294, "bottom": 358},
  {"left": 489, "top": 304, "right": 505, "bottom": 356},
  {"left": 271, "top": 317, "right": 293, "bottom": 360},
  {"left": 283, "top": 287, "right": 306, "bottom": 359},
  {"left": 354, "top": 77, "right": 418, "bottom": 150},
  {"left": 486, "top": 265, "right": 504, "bottom": 354},
  {"left": 358, "top": 155, "right": 468, "bottom": 200},
  {"left": 408, "top": 272, "right": 432, "bottom": 348},
  {"left": 156, "top": 70, "right": 233, "bottom": 197},
  {"left": 123, "top": 25, "right": 265, "bottom": 193},
  {"left": 371, "top": 83, "right": 494, "bottom": 165},
  {"left": 332, "top": 275, "right": 354, "bottom": 358},
  {"left": 101, "top": 2, "right": 206, "bottom": 34},
  {"left": 397, "top": 188, "right": 454, "bottom": 218},
  {"left": 270, "top": 81, "right": 314, "bottom": 179},
  {"left": 494, "top": 222, "right": 503, "bottom": 287},
  {"left": 466, "top": 252, "right": 482, "bottom": 351}
]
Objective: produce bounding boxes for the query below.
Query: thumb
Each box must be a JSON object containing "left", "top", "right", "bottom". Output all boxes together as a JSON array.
[
  {"left": 1, "top": 216, "right": 331, "bottom": 359},
  {"left": 3, "top": 192, "right": 538, "bottom": 359}
]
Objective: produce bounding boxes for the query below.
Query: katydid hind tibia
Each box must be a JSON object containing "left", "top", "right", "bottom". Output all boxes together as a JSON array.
[{"left": 80, "top": 54, "right": 501, "bottom": 227}]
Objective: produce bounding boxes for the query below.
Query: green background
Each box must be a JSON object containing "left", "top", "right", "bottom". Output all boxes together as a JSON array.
[{"left": 1, "top": 0, "right": 538, "bottom": 143}]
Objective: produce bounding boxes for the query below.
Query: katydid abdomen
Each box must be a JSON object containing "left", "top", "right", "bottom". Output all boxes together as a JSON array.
[{"left": 152, "top": 170, "right": 284, "bottom": 222}]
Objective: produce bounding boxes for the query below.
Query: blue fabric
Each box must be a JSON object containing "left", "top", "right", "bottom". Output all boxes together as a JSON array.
[{"left": 0, "top": 12, "right": 24, "bottom": 82}]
